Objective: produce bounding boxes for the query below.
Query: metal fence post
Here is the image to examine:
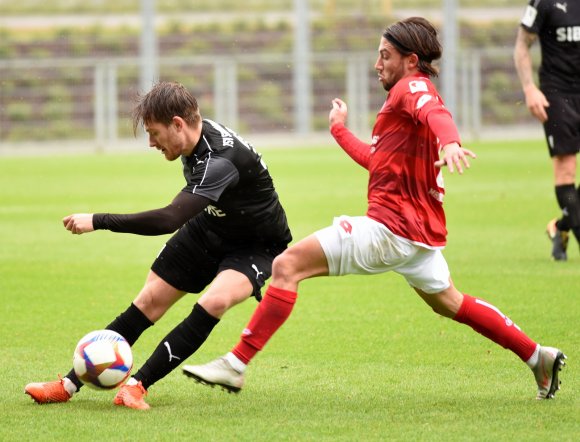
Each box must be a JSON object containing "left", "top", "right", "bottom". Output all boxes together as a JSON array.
[
  {"left": 471, "top": 51, "right": 482, "bottom": 140},
  {"left": 293, "top": 0, "right": 311, "bottom": 135},
  {"left": 214, "top": 59, "right": 239, "bottom": 129},
  {"left": 94, "top": 63, "right": 106, "bottom": 151},
  {"left": 106, "top": 63, "right": 118, "bottom": 144}
]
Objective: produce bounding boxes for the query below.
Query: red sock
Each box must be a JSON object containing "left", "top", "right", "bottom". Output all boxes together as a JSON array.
[
  {"left": 232, "top": 285, "right": 297, "bottom": 364},
  {"left": 453, "top": 294, "right": 537, "bottom": 361}
]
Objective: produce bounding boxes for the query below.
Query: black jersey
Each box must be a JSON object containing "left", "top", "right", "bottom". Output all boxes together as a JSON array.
[
  {"left": 520, "top": 0, "right": 580, "bottom": 93},
  {"left": 182, "top": 119, "right": 291, "bottom": 245}
]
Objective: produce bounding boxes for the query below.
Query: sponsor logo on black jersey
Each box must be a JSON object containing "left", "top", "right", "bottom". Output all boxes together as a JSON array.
[
  {"left": 556, "top": 26, "right": 580, "bottom": 42},
  {"left": 555, "top": 2, "right": 567, "bottom": 14},
  {"left": 205, "top": 205, "right": 226, "bottom": 217}
]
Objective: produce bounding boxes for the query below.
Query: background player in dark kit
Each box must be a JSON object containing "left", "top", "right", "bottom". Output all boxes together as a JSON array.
[{"left": 514, "top": 0, "right": 580, "bottom": 260}]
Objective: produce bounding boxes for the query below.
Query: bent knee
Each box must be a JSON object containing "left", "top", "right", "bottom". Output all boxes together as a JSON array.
[
  {"left": 272, "top": 250, "right": 302, "bottom": 280},
  {"left": 199, "top": 297, "right": 229, "bottom": 317},
  {"left": 199, "top": 292, "right": 249, "bottom": 318},
  {"left": 133, "top": 279, "right": 184, "bottom": 322},
  {"left": 133, "top": 289, "right": 162, "bottom": 322}
]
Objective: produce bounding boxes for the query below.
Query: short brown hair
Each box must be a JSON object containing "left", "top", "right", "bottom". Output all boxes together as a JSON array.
[
  {"left": 132, "top": 81, "right": 201, "bottom": 135},
  {"left": 383, "top": 17, "right": 442, "bottom": 77}
]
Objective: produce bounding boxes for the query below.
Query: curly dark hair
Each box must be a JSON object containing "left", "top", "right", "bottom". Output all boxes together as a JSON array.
[{"left": 383, "top": 17, "right": 442, "bottom": 77}]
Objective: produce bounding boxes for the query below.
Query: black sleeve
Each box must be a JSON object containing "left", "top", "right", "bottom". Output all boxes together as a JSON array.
[{"left": 92, "top": 191, "right": 210, "bottom": 236}]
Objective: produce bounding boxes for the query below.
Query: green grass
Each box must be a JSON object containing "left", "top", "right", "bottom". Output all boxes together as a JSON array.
[{"left": 0, "top": 140, "right": 578, "bottom": 441}]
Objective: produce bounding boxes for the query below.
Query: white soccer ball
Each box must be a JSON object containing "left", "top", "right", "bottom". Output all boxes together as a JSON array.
[{"left": 73, "top": 330, "right": 133, "bottom": 390}]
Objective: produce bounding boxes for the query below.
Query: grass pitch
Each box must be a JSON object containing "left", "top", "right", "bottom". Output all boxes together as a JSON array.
[{"left": 0, "top": 139, "right": 578, "bottom": 441}]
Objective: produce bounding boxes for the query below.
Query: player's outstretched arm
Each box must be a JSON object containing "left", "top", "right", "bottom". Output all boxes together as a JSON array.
[
  {"left": 434, "top": 142, "right": 477, "bottom": 174},
  {"left": 63, "top": 192, "right": 211, "bottom": 236}
]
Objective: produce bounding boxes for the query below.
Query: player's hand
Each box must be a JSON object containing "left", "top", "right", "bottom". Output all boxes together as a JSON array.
[
  {"left": 524, "top": 85, "right": 549, "bottom": 123},
  {"left": 329, "top": 98, "right": 348, "bottom": 128},
  {"left": 434, "top": 143, "right": 476, "bottom": 174},
  {"left": 63, "top": 214, "right": 95, "bottom": 235}
]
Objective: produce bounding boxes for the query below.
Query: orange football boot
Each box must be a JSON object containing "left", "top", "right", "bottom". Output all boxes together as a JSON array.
[
  {"left": 113, "top": 381, "right": 150, "bottom": 410},
  {"left": 25, "top": 375, "right": 72, "bottom": 404}
]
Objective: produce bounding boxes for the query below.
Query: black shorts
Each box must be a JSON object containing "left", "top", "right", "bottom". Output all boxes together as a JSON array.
[
  {"left": 543, "top": 93, "right": 580, "bottom": 158},
  {"left": 151, "top": 218, "right": 287, "bottom": 301}
]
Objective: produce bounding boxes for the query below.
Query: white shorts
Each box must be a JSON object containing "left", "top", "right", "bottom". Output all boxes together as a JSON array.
[{"left": 314, "top": 215, "right": 450, "bottom": 294}]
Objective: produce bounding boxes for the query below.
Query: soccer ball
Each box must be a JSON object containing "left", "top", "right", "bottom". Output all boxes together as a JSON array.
[{"left": 73, "top": 330, "right": 133, "bottom": 389}]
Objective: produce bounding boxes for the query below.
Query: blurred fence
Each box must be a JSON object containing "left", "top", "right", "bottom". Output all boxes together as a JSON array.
[{"left": 0, "top": 46, "right": 538, "bottom": 152}]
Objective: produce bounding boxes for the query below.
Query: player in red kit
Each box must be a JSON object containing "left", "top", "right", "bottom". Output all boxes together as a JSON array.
[{"left": 184, "top": 17, "right": 567, "bottom": 400}]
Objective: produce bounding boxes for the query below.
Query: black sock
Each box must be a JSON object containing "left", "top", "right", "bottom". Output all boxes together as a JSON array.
[
  {"left": 575, "top": 185, "right": 580, "bottom": 243},
  {"left": 133, "top": 303, "right": 219, "bottom": 390},
  {"left": 555, "top": 184, "right": 580, "bottom": 242},
  {"left": 66, "top": 303, "right": 154, "bottom": 391}
]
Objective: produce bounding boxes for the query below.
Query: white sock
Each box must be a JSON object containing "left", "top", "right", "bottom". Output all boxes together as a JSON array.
[
  {"left": 125, "top": 377, "right": 139, "bottom": 386},
  {"left": 62, "top": 377, "right": 78, "bottom": 396},
  {"left": 526, "top": 344, "right": 541, "bottom": 368},
  {"left": 225, "top": 352, "right": 247, "bottom": 373}
]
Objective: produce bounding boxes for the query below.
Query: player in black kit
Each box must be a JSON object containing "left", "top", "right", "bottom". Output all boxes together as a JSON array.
[
  {"left": 24, "top": 81, "right": 292, "bottom": 409},
  {"left": 514, "top": 0, "right": 580, "bottom": 260}
]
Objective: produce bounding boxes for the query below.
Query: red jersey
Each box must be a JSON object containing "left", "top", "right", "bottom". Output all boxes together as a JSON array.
[{"left": 331, "top": 74, "right": 461, "bottom": 248}]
